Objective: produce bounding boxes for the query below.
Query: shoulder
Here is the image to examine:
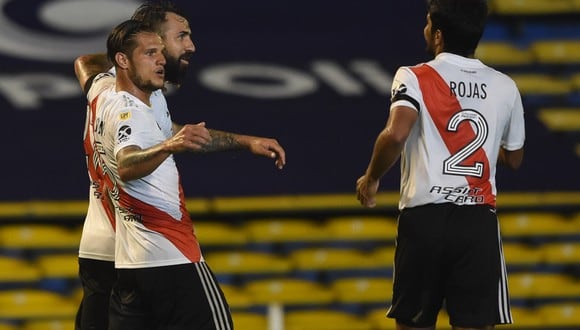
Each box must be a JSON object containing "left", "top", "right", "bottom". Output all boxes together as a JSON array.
[
  {"left": 479, "top": 66, "right": 520, "bottom": 98},
  {"left": 87, "top": 73, "right": 115, "bottom": 101},
  {"left": 98, "top": 92, "right": 138, "bottom": 118},
  {"left": 393, "top": 63, "right": 431, "bottom": 81},
  {"left": 492, "top": 69, "right": 518, "bottom": 89}
]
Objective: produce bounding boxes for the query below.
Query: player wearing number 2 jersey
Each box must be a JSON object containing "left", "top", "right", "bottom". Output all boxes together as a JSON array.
[{"left": 357, "top": 0, "right": 525, "bottom": 329}]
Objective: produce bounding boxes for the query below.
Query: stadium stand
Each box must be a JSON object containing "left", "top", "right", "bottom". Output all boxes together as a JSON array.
[
  {"left": 323, "top": 215, "right": 397, "bottom": 247},
  {"left": 0, "top": 225, "right": 79, "bottom": 253},
  {"left": 20, "top": 320, "right": 75, "bottom": 330},
  {"left": 0, "top": 324, "right": 17, "bottom": 330},
  {"left": 0, "top": 193, "right": 578, "bottom": 329},
  {"left": 538, "top": 303, "right": 580, "bottom": 327},
  {"left": 331, "top": 277, "right": 392, "bottom": 306},
  {"left": 231, "top": 312, "right": 268, "bottom": 329},
  {"left": 475, "top": 41, "right": 534, "bottom": 66},
  {"left": 204, "top": 250, "right": 293, "bottom": 284},
  {"left": 489, "top": 0, "right": 576, "bottom": 15},
  {"left": 0, "top": 289, "right": 77, "bottom": 321},
  {"left": 0, "top": 256, "right": 41, "bottom": 290},
  {"left": 244, "top": 278, "right": 335, "bottom": 307},
  {"left": 284, "top": 309, "right": 373, "bottom": 330}
]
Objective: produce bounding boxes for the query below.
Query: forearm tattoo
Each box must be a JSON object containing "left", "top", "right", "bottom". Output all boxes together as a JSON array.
[
  {"left": 119, "top": 147, "right": 166, "bottom": 172},
  {"left": 201, "top": 130, "right": 242, "bottom": 152},
  {"left": 121, "top": 150, "right": 156, "bottom": 167}
]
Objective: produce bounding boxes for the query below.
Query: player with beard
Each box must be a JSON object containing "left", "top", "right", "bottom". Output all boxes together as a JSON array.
[{"left": 74, "top": 2, "right": 285, "bottom": 330}]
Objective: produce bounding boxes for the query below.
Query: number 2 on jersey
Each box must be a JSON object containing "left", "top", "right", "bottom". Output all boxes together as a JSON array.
[{"left": 443, "top": 109, "right": 488, "bottom": 178}]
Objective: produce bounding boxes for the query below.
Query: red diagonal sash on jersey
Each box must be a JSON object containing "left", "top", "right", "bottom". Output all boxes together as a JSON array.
[
  {"left": 116, "top": 180, "right": 202, "bottom": 263},
  {"left": 411, "top": 64, "right": 495, "bottom": 206},
  {"left": 84, "top": 96, "right": 116, "bottom": 228}
]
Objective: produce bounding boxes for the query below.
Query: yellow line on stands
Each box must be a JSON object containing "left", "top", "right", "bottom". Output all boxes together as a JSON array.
[{"left": 0, "top": 191, "right": 578, "bottom": 219}]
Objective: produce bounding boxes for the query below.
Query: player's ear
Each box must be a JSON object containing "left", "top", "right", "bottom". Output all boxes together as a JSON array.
[
  {"left": 434, "top": 29, "right": 443, "bottom": 47},
  {"left": 115, "top": 52, "right": 129, "bottom": 69}
]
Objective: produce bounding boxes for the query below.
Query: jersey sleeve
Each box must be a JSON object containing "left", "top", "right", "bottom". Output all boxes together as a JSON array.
[
  {"left": 501, "top": 85, "right": 526, "bottom": 151},
  {"left": 111, "top": 107, "right": 158, "bottom": 156},
  {"left": 87, "top": 73, "right": 115, "bottom": 102},
  {"left": 390, "top": 66, "right": 421, "bottom": 113}
]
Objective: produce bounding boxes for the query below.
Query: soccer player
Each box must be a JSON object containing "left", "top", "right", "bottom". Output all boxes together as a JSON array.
[
  {"left": 74, "top": 3, "right": 285, "bottom": 329},
  {"left": 356, "top": 0, "right": 525, "bottom": 329}
]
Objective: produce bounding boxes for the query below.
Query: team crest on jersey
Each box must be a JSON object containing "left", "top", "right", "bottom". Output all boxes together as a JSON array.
[
  {"left": 117, "top": 125, "right": 132, "bottom": 143},
  {"left": 391, "top": 83, "right": 407, "bottom": 97},
  {"left": 119, "top": 112, "right": 131, "bottom": 121}
]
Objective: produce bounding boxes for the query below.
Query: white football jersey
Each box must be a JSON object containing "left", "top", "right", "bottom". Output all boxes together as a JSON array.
[
  {"left": 80, "top": 73, "right": 201, "bottom": 268},
  {"left": 79, "top": 73, "right": 118, "bottom": 261},
  {"left": 390, "top": 53, "right": 525, "bottom": 210}
]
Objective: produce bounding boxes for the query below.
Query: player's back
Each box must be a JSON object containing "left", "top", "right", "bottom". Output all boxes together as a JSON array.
[
  {"left": 79, "top": 74, "right": 117, "bottom": 261},
  {"left": 395, "top": 52, "right": 524, "bottom": 209}
]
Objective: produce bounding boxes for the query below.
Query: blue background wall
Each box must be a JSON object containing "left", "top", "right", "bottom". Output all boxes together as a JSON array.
[{"left": 0, "top": 0, "right": 576, "bottom": 201}]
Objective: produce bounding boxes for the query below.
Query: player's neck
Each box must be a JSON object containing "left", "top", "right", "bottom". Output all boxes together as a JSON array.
[{"left": 116, "top": 76, "right": 152, "bottom": 107}]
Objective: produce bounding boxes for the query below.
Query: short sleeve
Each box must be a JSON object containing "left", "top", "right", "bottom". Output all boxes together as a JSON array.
[
  {"left": 110, "top": 107, "right": 157, "bottom": 156},
  {"left": 87, "top": 73, "right": 115, "bottom": 102},
  {"left": 390, "top": 66, "right": 421, "bottom": 113},
  {"left": 501, "top": 87, "right": 526, "bottom": 151}
]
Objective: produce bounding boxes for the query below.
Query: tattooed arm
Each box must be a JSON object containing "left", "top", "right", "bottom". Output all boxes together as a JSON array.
[
  {"left": 116, "top": 123, "right": 212, "bottom": 181},
  {"left": 172, "top": 122, "right": 285, "bottom": 168},
  {"left": 206, "top": 129, "right": 286, "bottom": 169},
  {"left": 202, "top": 129, "right": 242, "bottom": 151},
  {"left": 172, "top": 123, "right": 286, "bottom": 169}
]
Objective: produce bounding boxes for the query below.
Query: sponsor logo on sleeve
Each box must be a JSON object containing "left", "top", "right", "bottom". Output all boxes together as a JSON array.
[
  {"left": 117, "top": 125, "right": 132, "bottom": 143},
  {"left": 119, "top": 112, "right": 131, "bottom": 121},
  {"left": 391, "top": 83, "right": 407, "bottom": 97}
]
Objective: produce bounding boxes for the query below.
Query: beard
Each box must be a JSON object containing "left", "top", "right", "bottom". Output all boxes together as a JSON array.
[
  {"left": 164, "top": 51, "right": 192, "bottom": 85},
  {"left": 128, "top": 66, "right": 163, "bottom": 93},
  {"left": 425, "top": 39, "right": 435, "bottom": 57}
]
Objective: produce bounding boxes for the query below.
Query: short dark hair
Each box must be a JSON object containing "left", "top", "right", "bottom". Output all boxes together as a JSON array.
[
  {"left": 428, "top": 0, "right": 488, "bottom": 56},
  {"left": 106, "top": 20, "right": 156, "bottom": 67},
  {"left": 131, "top": 1, "right": 188, "bottom": 36}
]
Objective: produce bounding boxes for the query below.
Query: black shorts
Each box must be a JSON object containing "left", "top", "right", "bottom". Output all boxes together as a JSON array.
[
  {"left": 109, "top": 261, "right": 233, "bottom": 330},
  {"left": 387, "top": 203, "right": 512, "bottom": 328},
  {"left": 76, "top": 258, "right": 117, "bottom": 330}
]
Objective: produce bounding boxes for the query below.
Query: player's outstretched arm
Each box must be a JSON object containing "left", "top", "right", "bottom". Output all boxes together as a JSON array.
[
  {"left": 117, "top": 123, "right": 212, "bottom": 181},
  {"left": 74, "top": 53, "right": 111, "bottom": 94},
  {"left": 187, "top": 128, "right": 286, "bottom": 169}
]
